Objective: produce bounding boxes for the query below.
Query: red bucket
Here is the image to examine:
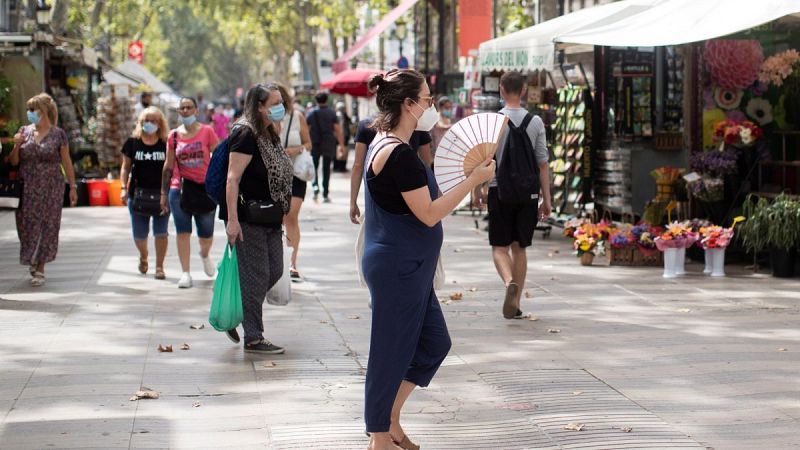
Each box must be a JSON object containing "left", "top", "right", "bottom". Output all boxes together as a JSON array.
[{"left": 87, "top": 179, "right": 109, "bottom": 206}]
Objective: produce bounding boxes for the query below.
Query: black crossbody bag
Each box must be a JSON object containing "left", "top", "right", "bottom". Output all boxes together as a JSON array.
[
  {"left": 174, "top": 132, "right": 217, "bottom": 215},
  {"left": 237, "top": 129, "right": 283, "bottom": 226}
]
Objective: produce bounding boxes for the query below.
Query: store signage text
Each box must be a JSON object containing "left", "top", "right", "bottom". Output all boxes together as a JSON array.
[{"left": 481, "top": 49, "right": 547, "bottom": 69}]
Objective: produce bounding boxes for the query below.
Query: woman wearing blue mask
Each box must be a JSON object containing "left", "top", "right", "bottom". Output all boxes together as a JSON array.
[
  {"left": 430, "top": 96, "right": 454, "bottom": 163},
  {"left": 160, "top": 97, "right": 220, "bottom": 289},
  {"left": 120, "top": 106, "right": 170, "bottom": 279},
  {"left": 9, "top": 93, "right": 77, "bottom": 287},
  {"left": 221, "top": 83, "right": 293, "bottom": 353}
]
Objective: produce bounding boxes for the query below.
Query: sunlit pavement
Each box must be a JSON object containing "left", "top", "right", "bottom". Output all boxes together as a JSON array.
[{"left": 0, "top": 171, "right": 798, "bottom": 449}]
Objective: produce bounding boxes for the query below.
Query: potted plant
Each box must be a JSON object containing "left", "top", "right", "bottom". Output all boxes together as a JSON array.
[{"left": 765, "top": 194, "right": 800, "bottom": 278}]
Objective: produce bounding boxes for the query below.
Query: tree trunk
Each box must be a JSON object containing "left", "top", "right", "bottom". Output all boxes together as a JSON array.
[
  {"left": 328, "top": 28, "right": 339, "bottom": 60},
  {"left": 303, "top": 1, "right": 321, "bottom": 88},
  {"left": 50, "top": 0, "right": 70, "bottom": 35}
]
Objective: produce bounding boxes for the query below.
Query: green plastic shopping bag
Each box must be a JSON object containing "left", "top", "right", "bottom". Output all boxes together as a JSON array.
[{"left": 209, "top": 244, "right": 243, "bottom": 331}]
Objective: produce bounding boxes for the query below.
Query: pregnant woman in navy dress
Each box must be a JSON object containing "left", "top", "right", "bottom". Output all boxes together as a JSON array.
[{"left": 362, "top": 69, "right": 495, "bottom": 450}]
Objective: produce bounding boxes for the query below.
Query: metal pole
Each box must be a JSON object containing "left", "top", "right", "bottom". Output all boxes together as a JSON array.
[
  {"left": 424, "top": 0, "right": 429, "bottom": 74},
  {"left": 437, "top": 0, "right": 444, "bottom": 91}
]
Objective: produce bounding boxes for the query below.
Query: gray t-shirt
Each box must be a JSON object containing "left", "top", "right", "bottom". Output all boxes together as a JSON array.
[{"left": 489, "top": 107, "right": 548, "bottom": 187}]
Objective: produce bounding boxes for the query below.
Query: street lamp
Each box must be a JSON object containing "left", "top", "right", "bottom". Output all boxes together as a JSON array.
[
  {"left": 393, "top": 18, "right": 408, "bottom": 68},
  {"left": 35, "top": 2, "right": 52, "bottom": 29}
]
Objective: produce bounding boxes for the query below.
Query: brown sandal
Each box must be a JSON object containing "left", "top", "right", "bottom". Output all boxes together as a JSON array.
[
  {"left": 138, "top": 258, "right": 148, "bottom": 274},
  {"left": 392, "top": 434, "right": 419, "bottom": 450},
  {"left": 154, "top": 268, "right": 166, "bottom": 280}
]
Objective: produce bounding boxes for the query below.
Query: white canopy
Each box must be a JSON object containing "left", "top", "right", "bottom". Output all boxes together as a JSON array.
[
  {"left": 478, "top": 0, "right": 659, "bottom": 72},
  {"left": 103, "top": 60, "right": 175, "bottom": 95},
  {"left": 556, "top": 0, "right": 800, "bottom": 47}
]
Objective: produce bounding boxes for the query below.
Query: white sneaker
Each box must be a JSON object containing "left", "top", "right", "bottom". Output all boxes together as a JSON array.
[
  {"left": 177, "top": 272, "right": 193, "bottom": 288},
  {"left": 201, "top": 254, "right": 216, "bottom": 277}
]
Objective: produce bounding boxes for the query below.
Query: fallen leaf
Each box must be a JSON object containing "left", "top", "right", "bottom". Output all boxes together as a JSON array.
[
  {"left": 444, "top": 300, "right": 453, "bottom": 305},
  {"left": 263, "top": 361, "right": 276, "bottom": 368},
  {"left": 572, "top": 391, "right": 583, "bottom": 395},
  {"left": 192, "top": 401, "right": 201, "bottom": 408},
  {"left": 551, "top": 276, "right": 558, "bottom": 281},
  {"left": 553, "top": 250, "right": 560, "bottom": 254},
  {"left": 548, "top": 328, "right": 561, "bottom": 334},
  {"left": 449, "top": 292, "right": 463, "bottom": 301},
  {"left": 621, "top": 427, "right": 633, "bottom": 433},
  {"left": 454, "top": 248, "right": 463, "bottom": 253},
  {"left": 564, "top": 423, "right": 585, "bottom": 431},
  {"left": 778, "top": 348, "right": 788, "bottom": 352},
  {"left": 347, "top": 315, "right": 360, "bottom": 320},
  {"left": 189, "top": 324, "right": 205, "bottom": 330},
  {"left": 157, "top": 344, "right": 173, "bottom": 353},
  {"left": 130, "top": 388, "right": 159, "bottom": 401},
  {"left": 180, "top": 343, "right": 190, "bottom": 351},
  {"left": 524, "top": 290, "right": 532, "bottom": 298},
  {"left": 319, "top": 320, "right": 329, "bottom": 324},
  {"left": 676, "top": 308, "right": 691, "bottom": 313},
  {"left": 468, "top": 287, "right": 478, "bottom": 292},
  {"left": 527, "top": 314, "right": 539, "bottom": 321}
]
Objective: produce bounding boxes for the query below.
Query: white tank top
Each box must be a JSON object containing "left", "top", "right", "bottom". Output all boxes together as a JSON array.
[{"left": 281, "top": 110, "right": 303, "bottom": 147}]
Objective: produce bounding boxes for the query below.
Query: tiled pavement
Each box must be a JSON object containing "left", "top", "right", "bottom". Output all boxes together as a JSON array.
[{"left": 0, "top": 172, "right": 798, "bottom": 449}]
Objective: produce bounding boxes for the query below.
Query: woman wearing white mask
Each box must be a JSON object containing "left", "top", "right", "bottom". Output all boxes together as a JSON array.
[
  {"left": 120, "top": 106, "right": 170, "bottom": 279},
  {"left": 361, "top": 69, "right": 495, "bottom": 450},
  {"left": 160, "top": 97, "right": 220, "bottom": 288}
]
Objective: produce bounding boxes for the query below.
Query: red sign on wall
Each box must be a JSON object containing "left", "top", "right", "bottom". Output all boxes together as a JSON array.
[
  {"left": 460, "top": 0, "right": 492, "bottom": 57},
  {"left": 128, "top": 41, "right": 144, "bottom": 64}
]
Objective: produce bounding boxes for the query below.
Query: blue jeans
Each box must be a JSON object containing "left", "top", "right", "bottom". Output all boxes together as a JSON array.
[
  {"left": 168, "top": 188, "right": 216, "bottom": 238},
  {"left": 129, "top": 201, "right": 169, "bottom": 241}
]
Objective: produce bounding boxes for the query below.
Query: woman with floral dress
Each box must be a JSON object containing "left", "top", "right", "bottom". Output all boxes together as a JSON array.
[{"left": 9, "top": 93, "right": 77, "bottom": 287}]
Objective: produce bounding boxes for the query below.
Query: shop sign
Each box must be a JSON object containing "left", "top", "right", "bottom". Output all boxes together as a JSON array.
[
  {"left": 128, "top": 41, "right": 144, "bottom": 64},
  {"left": 480, "top": 49, "right": 548, "bottom": 71},
  {"left": 622, "top": 63, "right": 652, "bottom": 76}
]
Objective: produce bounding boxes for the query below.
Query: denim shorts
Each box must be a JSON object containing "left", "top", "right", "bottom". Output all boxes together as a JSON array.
[
  {"left": 168, "top": 188, "right": 216, "bottom": 238},
  {"left": 128, "top": 201, "right": 170, "bottom": 240}
]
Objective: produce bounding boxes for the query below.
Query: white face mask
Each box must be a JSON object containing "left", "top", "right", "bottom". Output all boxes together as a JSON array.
[{"left": 412, "top": 101, "right": 439, "bottom": 132}]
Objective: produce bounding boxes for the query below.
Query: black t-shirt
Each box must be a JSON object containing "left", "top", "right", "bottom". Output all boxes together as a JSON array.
[
  {"left": 355, "top": 119, "right": 432, "bottom": 151},
  {"left": 366, "top": 142, "right": 428, "bottom": 215},
  {"left": 121, "top": 138, "right": 167, "bottom": 190},
  {"left": 229, "top": 126, "right": 273, "bottom": 202},
  {"left": 307, "top": 106, "right": 338, "bottom": 144}
]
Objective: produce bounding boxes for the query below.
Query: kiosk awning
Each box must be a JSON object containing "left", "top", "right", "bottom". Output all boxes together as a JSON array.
[
  {"left": 478, "top": 0, "right": 658, "bottom": 72},
  {"left": 556, "top": 0, "right": 800, "bottom": 47},
  {"left": 332, "top": 0, "right": 419, "bottom": 74}
]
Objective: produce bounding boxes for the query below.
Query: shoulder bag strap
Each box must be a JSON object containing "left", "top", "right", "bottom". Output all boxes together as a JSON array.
[
  {"left": 284, "top": 112, "right": 295, "bottom": 148},
  {"left": 366, "top": 136, "right": 404, "bottom": 171}
]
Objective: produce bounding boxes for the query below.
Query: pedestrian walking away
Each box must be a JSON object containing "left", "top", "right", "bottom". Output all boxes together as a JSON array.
[
  {"left": 361, "top": 69, "right": 495, "bottom": 450},
  {"left": 222, "top": 83, "right": 293, "bottom": 353},
  {"left": 277, "top": 84, "right": 313, "bottom": 280},
  {"left": 306, "top": 92, "right": 344, "bottom": 202},
  {"left": 161, "top": 97, "right": 220, "bottom": 288},
  {"left": 350, "top": 119, "right": 433, "bottom": 225},
  {"left": 9, "top": 93, "right": 77, "bottom": 287},
  {"left": 333, "top": 101, "right": 351, "bottom": 172},
  {"left": 483, "top": 71, "right": 552, "bottom": 319},
  {"left": 120, "top": 106, "right": 170, "bottom": 280}
]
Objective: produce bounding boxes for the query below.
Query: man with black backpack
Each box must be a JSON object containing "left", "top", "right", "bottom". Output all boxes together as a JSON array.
[{"left": 486, "top": 71, "right": 551, "bottom": 319}]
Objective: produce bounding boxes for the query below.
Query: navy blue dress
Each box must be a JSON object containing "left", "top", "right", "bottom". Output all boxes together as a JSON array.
[{"left": 362, "top": 137, "right": 452, "bottom": 433}]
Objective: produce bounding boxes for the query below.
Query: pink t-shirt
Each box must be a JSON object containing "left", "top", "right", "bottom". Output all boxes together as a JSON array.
[
  {"left": 212, "top": 113, "right": 230, "bottom": 139},
  {"left": 169, "top": 125, "right": 219, "bottom": 189}
]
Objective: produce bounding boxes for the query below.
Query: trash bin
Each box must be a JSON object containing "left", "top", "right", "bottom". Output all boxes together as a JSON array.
[
  {"left": 107, "top": 179, "right": 124, "bottom": 206},
  {"left": 87, "top": 179, "right": 109, "bottom": 206}
]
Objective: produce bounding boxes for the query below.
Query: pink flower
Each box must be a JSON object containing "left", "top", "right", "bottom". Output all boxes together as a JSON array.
[
  {"left": 705, "top": 40, "right": 764, "bottom": 90},
  {"left": 759, "top": 49, "right": 800, "bottom": 87}
]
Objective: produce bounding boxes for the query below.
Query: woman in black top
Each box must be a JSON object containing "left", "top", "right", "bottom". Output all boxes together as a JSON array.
[
  {"left": 224, "top": 84, "right": 293, "bottom": 354},
  {"left": 361, "top": 69, "right": 495, "bottom": 450},
  {"left": 120, "top": 106, "right": 170, "bottom": 280}
]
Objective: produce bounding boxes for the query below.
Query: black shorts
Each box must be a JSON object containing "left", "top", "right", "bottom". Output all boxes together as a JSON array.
[
  {"left": 487, "top": 187, "right": 538, "bottom": 248},
  {"left": 291, "top": 176, "right": 307, "bottom": 199}
]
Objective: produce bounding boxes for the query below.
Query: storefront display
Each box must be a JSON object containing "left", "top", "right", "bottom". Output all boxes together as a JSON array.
[{"left": 95, "top": 84, "right": 135, "bottom": 168}]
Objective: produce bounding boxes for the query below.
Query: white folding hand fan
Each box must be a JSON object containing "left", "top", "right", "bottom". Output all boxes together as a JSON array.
[{"left": 434, "top": 112, "right": 508, "bottom": 194}]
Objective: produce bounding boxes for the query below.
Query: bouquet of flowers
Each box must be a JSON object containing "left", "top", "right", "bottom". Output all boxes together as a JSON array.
[
  {"left": 698, "top": 225, "right": 734, "bottom": 249},
  {"left": 712, "top": 119, "right": 763, "bottom": 149},
  {"left": 655, "top": 221, "right": 699, "bottom": 250},
  {"left": 631, "top": 223, "right": 660, "bottom": 255},
  {"left": 609, "top": 229, "right": 634, "bottom": 249},
  {"left": 563, "top": 217, "right": 589, "bottom": 238},
  {"left": 596, "top": 218, "right": 616, "bottom": 240},
  {"left": 759, "top": 49, "right": 800, "bottom": 87},
  {"left": 573, "top": 223, "right": 604, "bottom": 256}
]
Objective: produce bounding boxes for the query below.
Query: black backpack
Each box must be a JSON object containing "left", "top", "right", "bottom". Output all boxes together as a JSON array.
[{"left": 496, "top": 113, "right": 540, "bottom": 204}]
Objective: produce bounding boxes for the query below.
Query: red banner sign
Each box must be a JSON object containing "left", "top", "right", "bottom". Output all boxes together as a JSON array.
[
  {"left": 460, "top": 0, "right": 492, "bottom": 57},
  {"left": 128, "top": 41, "right": 144, "bottom": 64}
]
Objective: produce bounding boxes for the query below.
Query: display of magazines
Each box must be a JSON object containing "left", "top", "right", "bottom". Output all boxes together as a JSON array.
[{"left": 551, "top": 86, "right": 591, "bottom": 215}]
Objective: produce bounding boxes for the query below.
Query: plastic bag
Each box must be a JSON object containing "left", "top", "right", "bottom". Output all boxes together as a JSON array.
[
  {"left": 266, "top": 239, "right": 292, "bottom": 306},
  {"left": 293, "top": 150, "right": 315, "bottom": 182},
  {"left": 209, "top": 245, "right": 243, "bottom": 331}
]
